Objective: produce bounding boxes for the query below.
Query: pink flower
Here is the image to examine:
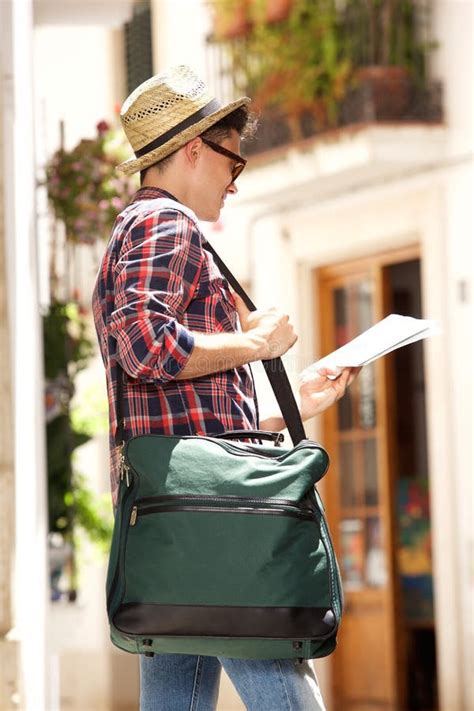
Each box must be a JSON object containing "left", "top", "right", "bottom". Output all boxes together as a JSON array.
[{"left": 97, "top": 120, "right": 110, "bottom": 135}]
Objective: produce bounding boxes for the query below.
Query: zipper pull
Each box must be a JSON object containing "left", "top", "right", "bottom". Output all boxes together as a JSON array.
[
  {"left": 274, "top": 432, "right": 284, "bottom": 447},
  {"left": 120, "top": 442, "right": 126, "bottom": 481},
  {"left": 120, "top": 443, "right": 131, "bottom": 487},
  {"left": 130, "top": 506, "right": 138, "bottom": 526},
  {"left": 120, "top": 456, "right": 131, "bottom": 485}
]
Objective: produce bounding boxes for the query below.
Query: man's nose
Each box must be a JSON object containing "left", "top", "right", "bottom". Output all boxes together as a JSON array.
[{"left": 227, "top": 181, "right": 238, "bottom": 195}]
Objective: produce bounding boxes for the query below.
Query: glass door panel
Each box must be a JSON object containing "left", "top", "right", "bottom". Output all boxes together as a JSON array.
[
  {"left": 363, "top": 438, "right": 379, "bottom": 506},
  {"left": 339, "top": 441, "right": 357, "bottom": 507},
  {"left": 331, "top": 276, "right": 387, "bottom": 594},
  {"left": 358, "top": 362, "right": 376, "bottom": 429},
  {"left": 340, "top": 518, "right": 365, "bottom": 590},
  {"left": 340, "top": 515, "right": 388, "bottom": 589},
  {"left": 366, "top": 516, "right": 388, "bottom": 588}
]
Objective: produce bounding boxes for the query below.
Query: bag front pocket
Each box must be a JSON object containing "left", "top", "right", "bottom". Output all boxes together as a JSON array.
[
  {"left": 112, "top": 492, "right": 338, "bottom": 641},
  {"left": 117, "top": 492, "right": 334, "bottom": 614}
]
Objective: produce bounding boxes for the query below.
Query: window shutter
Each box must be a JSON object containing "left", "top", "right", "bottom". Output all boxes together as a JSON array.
[{"left": 125, "top": 2, "right": 153, "bottom": 95}]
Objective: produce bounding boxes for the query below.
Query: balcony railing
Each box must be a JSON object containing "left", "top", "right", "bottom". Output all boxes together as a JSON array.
[
  {"left": 241, "top": 76, "right": 443, "bottom": 157},
  {"left": 205, "top": 1, "right": 443, "bottom": 157}
]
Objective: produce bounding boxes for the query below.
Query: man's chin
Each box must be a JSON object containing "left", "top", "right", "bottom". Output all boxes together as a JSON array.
[
  {"left": 201, "top": 210, "right": 221, "bottom": 222},
  {"left": 199, "top": 208, "right": 221, "bottom": 223}
]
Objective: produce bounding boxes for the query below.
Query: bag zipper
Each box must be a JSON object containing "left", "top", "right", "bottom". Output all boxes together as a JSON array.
[
  {"left": 125, "top": 435, "right": 329, "bottom": 471},
  {"left": 197, "top": 437, "right": 323, "bottom": 463},
  {"left": 311, "top": 488, "right": 343, "bottom": 619},
  {"left": 129, "top": 494, "right": 316, "bottom": 527}
]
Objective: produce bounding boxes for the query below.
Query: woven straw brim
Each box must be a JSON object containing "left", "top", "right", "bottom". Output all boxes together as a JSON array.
[{"left": 117, "top": 97, "right": 251, "bottom": 175}]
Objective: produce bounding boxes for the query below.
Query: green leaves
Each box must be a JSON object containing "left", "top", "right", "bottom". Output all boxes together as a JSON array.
[
  {"left": 233, "top": 0, "right": 354, "bottom": 125},
  {"left": 215, "top": 0, "right": 435, "bottom": 125},
  {"left": 44, "top": 301, "right": 111, "bottom": 554},
  {"left": 43, "top": 301, "right": 93, "bottom": 381}
]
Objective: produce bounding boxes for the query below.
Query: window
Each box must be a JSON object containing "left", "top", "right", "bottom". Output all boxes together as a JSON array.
[{"left": 125, "top": 1, "right": 153, "bottom": 95}]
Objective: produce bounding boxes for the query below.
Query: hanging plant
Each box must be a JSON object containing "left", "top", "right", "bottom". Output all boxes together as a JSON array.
[{"left": 45, "top": 120, "right": 137, "bottom": 245}]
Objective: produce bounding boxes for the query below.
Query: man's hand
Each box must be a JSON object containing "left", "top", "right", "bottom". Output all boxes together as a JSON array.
[
  {"left": 298, "top": 366, "right": 361, "bottom": 420},
  {"left": 233, "top": 293, "right": 298, "bottom": 360}
]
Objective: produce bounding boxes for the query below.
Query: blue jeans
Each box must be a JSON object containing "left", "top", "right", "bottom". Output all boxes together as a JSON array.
[{"left": 140, "top": 654, "right": 326, "bottom": 710}]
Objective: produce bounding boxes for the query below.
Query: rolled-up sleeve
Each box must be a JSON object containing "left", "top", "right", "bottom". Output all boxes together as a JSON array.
[{"left": 110, "top": 208, "right": 204, "bottom": 383}]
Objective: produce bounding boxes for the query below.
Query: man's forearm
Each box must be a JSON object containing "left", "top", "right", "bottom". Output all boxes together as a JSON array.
[
  {"left": 259, "top": 415, "right": 287, "bottom": 432},
  {"left": 175, "top": 299, "right": 297, "bottom": 381},
  {"left": 175, "top": 330, "right": 265, "bottom": 380},
  {"left": 259, "top": 410, "right": 305, "bottom": 433}
]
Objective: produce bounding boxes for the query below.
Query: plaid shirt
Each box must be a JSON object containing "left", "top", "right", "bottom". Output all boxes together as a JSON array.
[{"left": 92, "top": 187, "right": 258, "bottom": 503}]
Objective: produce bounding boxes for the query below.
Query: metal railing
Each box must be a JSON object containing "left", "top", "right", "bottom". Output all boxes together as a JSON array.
[{"left": 205, "top": 1, "right": 442, "bottom": 156}]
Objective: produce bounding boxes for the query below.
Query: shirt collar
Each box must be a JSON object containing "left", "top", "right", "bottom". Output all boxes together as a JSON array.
[{"left": 130, "top": 186, "right": 181, "bottom": 204}]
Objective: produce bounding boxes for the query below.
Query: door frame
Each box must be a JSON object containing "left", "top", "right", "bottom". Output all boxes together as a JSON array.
[{"left": 316, "top": 245, "right": 421, "bottom": 708}]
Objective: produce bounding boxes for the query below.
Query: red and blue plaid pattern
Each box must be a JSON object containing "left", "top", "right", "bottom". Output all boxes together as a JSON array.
[{"left": 93, "top": 188, "right": 258, "bottom": 503}]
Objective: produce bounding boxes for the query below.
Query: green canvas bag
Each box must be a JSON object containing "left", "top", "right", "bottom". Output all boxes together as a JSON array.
[{"left": 106, "top": 239, "right": 343, "bottom": 660}]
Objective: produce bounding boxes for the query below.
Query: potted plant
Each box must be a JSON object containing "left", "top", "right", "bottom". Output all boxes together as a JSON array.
[
  {"left": 212, "top": 0, "right": 252, "bottom": 39},
  {"left": 212, "top": 0, "right": 294, "bottom": 39},
  {"left": 265, "top": 0, "right": 293, "bottom": 24},
  {"left": 342, "top": 0, "right": 436, "bottom": 120}
]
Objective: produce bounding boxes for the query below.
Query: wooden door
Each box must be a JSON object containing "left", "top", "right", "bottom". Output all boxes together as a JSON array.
[{"left": 318, "top": 248, "right": 419, "bottom": 711}]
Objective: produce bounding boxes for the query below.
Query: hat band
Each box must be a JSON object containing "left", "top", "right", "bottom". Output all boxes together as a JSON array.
[{"left": 135, "top": 98, "right": 222, "bottom": 158}]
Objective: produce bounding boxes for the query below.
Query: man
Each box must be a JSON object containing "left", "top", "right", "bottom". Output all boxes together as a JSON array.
[{"left": 93, "top": 65, "right": 357, "bottom": 711}]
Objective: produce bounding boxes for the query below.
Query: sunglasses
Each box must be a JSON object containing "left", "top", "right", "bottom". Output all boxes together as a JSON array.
[{"left": 201, "top": 137, "right": 247, "bottom": 183}]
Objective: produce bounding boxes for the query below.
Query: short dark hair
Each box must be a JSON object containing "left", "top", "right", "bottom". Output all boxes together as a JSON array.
[
  {"left": 140, "top": 105, "right": 257, "bottom": 183},
  {"left": 201, "top": 105, "right": 257, "bottom": 143}
]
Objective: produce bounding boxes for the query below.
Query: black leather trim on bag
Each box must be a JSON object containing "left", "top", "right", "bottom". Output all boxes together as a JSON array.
[{"left": 113, "top": 603, "right": 336, "bottom": 639}]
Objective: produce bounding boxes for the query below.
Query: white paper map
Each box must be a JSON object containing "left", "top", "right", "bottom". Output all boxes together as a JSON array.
[{"left": 301, "top": 314, "right": 442, "bottom": 378}]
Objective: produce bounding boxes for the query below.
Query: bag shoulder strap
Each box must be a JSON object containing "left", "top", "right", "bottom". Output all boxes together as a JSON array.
[
  {"left": 114, "top": 198, "right": 307, "bottom": 446},
  {"left": 202, "top": 240, "right": 306, "bottom": 445}
]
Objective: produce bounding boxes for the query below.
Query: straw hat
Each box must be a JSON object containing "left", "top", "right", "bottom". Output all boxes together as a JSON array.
[{"left": 117, "top": 65, "right": 250, "bottom": 175}]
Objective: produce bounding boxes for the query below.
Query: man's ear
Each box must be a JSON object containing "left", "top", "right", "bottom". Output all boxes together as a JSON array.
[{"left": 183, "top": 137, "right": 203, "bottom": 169}]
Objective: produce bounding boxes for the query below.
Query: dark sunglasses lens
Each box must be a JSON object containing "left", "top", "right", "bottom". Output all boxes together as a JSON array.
[{"left": 232, "top": 163, "right": 245, "bottom": 182}]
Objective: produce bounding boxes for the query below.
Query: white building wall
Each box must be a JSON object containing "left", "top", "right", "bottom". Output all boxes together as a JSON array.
[
  {"left": 0, "top": 5, "right": 18, "bottom": 706},
  {"left": 430, "top": 5, "right": 473, "bottom": 708},
  {"left": 150, "top": 0, "right": 211, "bottom": 76},
  {"left": 1, "top": 0, "right": 49, "bottom": 708},
  {"left": 34, "top": 25, "right": 125, "bottom": 155}
]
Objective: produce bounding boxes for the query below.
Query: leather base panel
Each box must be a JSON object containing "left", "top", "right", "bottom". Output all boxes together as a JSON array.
[{"left": 113, "top": 603, "right": 336, "bottom": 638}]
